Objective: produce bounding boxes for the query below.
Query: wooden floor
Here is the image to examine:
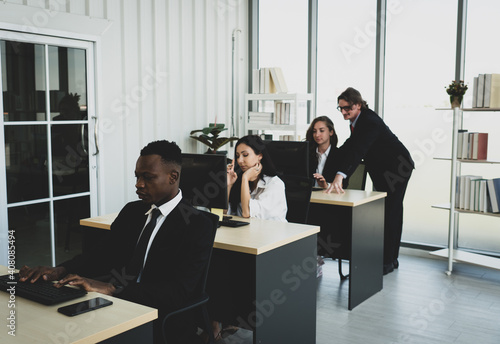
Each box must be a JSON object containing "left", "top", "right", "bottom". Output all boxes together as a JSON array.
[{"left": 221, "top": 248, "right": 500, "bottom": 344}]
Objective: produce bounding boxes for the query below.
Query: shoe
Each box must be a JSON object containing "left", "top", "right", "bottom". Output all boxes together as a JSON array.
[
  {"left": 383, "top": 263, "right": 394, "bottom": 275},
  {"left": 393, "top": 259, "right": 399, "bottom": 269}
]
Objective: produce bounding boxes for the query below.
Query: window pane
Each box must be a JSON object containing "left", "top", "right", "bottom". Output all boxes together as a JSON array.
[
  {"left": 9, "top": 202, "right": 51, "bottom": 268},
  {"left": 51, "top": 124, "right": 89, "bottom": 197},
  {"left": 317, "top": 0, "right": 377, "bottom": 145},
  {"left": 5, "top": 125, "right": 49, "bottom": 203},
  {"left": 1, "top": 40, "right": 46, "bottom": 121},
  {"left": 259, "top": 0, "right": 308, "bottom": 94},
  {"left": 49, "top": 46, "right": 88, "bottom": 121},
  {"left": 54, "top": 196, "right": 90, "bottom": 264},
  {"left": 385, "top": 0, "right": 458, "bottom": 247}
]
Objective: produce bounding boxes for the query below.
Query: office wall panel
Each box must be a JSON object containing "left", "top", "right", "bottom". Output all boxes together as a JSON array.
[{"left": 0, "top": 0, "right": 249, "bottom": 214}]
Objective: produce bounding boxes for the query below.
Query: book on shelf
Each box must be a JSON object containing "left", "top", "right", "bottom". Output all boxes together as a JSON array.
[
  {"left": 259, "top": 68, "right": 266, "bottom": 94},
  {"left": 458, "top": 175, "right": 482, "bottom": 210},
  {"left": 273, "top": 101, "right": 291, "bottom": 125},
  {"left": 278, "top": 134, "right": 294, "bottom": 141},
  {"left": 273, "top": 67, "right": 288, "bottom": 93},
  {"left": 471, "top": 179, "right": 487, "bottom": 212},
  {"left": 252, "top": 67, "right": 288, "bottom": 94},
  {"left": 264, "top": 68, "right": 272, "bottom": 94},
  {"left": 486, "top": 178, "right": 500, "bottom": 213},
  {"left": 476, "top": 74, "right": 485, "bottom": 108},
  {"left": 457, "top": 129, "right": 468, "bottom": 159},
  {"left": 252, "top": 69, "right": 260, "bottom": 94},
  {"left": 457, "top": 130, "right": 488, "bottom": 160},
  {"left": 248, "top": 111, "right": 273, "bottom": 124},
  {"left": 472, "top": 73, "right": 500, "bottom": 108},
  {"left": 472, "top": 76, "right": 478, "bottom": 108},
  {"left": 472, "top": 132, "right": 488, "bottom": 160},
  {"left": 456, "top": 176, "right": 500, "bottom": 213},
  {"left": 480, "top": 179, "right": 488, "bottom": 212},
  {"left": 489, "top": 74, "right": 500, "bottom": 108}
]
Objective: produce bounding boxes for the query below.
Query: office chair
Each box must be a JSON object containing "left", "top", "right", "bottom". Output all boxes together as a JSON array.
[
  {"left": 338, "top": 162, "right": 367, "bottom": 279},
  {"left": 345, "top": 162, "right": 367, "bottom": 191},
  {"left": 161, "top": 212, "right": 219, "bottom": 344},
  {"left": 282, "top": 175, "right": 314, "bottom": 224}
]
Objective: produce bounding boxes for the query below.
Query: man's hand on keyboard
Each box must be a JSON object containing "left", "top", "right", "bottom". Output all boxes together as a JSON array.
[
  {"left": 55, "top": 274, "right": 115, "bottom": 295},
  {"left": 19, "top": 265, "right": 67, "bottom": 283}
]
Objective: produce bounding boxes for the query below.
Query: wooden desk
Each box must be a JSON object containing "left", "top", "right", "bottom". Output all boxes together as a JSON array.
[
  {"left": 79, "top": 214, "right": 319, "bottom": 344},
  {"left": 0, "top": 266, "right": 157, "bottom": 344},
  {"left": 309, "top": 189, "right": 386, "bottom": 310}
]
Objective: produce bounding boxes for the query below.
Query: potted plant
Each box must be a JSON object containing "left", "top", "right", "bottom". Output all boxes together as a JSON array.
[
  {"left": 190, "top": 123, "right": 239, "bottom": 154},
  {"left": 445, "top": 80, "right": 468, "bottom": 108}
]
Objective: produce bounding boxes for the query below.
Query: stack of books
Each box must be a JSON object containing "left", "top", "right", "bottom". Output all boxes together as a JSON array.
[
  {"left": 456, "top": 176, "right": 500, "bottom": 213},
  {"left": 252, "top": 67, "right": 288, "bottom": 94},
  {"left": 472, "top": 73, "right": 500, "bottom": 108},
  {"left": 456, "top": 130, "right": 488, "bottom": 160},
  {"left": 248, "top": 111, "right": 273, "bottom": 125}
]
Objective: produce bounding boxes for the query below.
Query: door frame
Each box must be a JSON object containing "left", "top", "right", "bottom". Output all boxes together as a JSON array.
[{"left": 0, "top": 30, "right": 99, "bottom": 266}]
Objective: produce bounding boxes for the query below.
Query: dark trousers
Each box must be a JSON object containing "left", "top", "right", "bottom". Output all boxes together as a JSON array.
[{"left": 371, "top": 168, "right": 412, "bottom": 265}]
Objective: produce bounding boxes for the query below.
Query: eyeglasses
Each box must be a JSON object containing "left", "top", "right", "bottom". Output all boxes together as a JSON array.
[{"left": 337, "top": 105, "right": 352, "bottom": 112}]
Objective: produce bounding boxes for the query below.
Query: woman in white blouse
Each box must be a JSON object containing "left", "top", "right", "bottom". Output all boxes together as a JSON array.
[{"left": 226, "top": 135, "right": 287, "bottom": 222}]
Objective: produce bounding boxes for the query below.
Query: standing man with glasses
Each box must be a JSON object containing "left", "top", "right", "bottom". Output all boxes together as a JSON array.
[{"left": 326, "top": 87, "right": 414, "bottom": 275}]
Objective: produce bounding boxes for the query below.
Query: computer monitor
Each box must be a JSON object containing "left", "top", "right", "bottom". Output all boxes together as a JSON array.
[
  {"left": 180, "top": 153, "right": 227, "bottom": 210},
  {"left": 264, "top": 140, "right": 309, "bottom": 177}
]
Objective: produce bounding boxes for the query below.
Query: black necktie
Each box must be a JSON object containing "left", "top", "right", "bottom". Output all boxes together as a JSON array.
[{"left": 126, "top": 208, "right": 161, "bottom": 279}]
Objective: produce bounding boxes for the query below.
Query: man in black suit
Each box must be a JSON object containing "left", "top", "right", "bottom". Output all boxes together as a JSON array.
[
  {"left": 327, "top": 87, "right": 414, "bottom": 275},
  {"left": 20, "top": 140, "right": 213, "bottom": 343}
]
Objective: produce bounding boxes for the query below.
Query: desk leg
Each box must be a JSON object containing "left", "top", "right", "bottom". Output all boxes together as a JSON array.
[
  {"left": 252, "top": 235, "right": 317, "bottom": 344},
  {"left": 348, "top": 198, "right": 384, "bottom": 310}
]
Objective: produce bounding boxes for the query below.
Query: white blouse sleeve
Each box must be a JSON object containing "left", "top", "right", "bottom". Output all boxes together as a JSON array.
[{"left": 249, "top": 176, "right": 288, "bottom": 222}]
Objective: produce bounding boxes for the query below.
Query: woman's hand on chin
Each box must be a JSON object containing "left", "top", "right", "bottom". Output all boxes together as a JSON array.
[{"left": 242, "top": 163, "right": 261, "bottom": 182}]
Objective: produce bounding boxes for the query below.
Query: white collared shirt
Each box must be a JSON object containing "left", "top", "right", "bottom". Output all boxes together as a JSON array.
[
  {"left": 229, "top": 175, "right": 288, "bottom": 222},
  {"left": 315, "top": 145, "right": 331, "bottom": 187},
  {"left": 337, "top": 112, "right": 362, "bottom": 179},
  {"left": 139, "top": 190, "right": 183, "bottom": 273},
  {"left": 350, "top": 110, "right": 361, "bottom": 129}
]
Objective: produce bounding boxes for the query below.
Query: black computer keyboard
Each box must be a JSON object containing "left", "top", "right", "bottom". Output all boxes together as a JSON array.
[
  {"left": 0, "top": 273, "right": 87, "bottom": 305},
  {"left": 219, "top": 219, "right": 250, "bottom": 227}
]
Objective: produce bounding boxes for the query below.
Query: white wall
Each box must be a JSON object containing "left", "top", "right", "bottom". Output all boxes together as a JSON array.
[{"left": 0, "top": 0, "right": 249, "bottom": 214}]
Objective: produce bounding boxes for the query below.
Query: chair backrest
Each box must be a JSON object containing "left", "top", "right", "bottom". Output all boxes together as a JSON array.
[
  {"left": 200, "top": 212, "right": 219, "bottom": 293},
  {"left": 281, "top": 175, "right": 314, "bottom": 224},
  {"left": 346, "top": 162, "right": 367, "bottom": 190}
]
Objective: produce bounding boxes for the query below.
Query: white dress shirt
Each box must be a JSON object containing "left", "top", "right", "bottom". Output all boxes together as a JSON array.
[
  {"left": 139, "top": 190, "right": 183, "bottom": 275},
  {"left": 228, "top": 175, "right": 288, "bottom": 222},
  {"left": 315, "top": 144, "right": 331, "bottom": 187}
]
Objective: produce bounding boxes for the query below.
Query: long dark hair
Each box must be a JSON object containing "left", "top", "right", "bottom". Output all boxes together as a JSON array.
[
  {"left": 306, "top": 116, "right": 338, "bottom": 171},
  {"left": 338, "top": 87, "right": 369, "bottom": 109},
  {"left": 228, "top": 135, "right": 277, "bottom": 211}
]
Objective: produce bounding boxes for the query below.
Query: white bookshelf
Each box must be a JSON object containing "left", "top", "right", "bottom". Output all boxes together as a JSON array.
[
  {"left": 432, "top": 108, "right": 500, "bottom": 274},
  {"left": 243, "top": 93, "right": 314, "bottom": 141}
]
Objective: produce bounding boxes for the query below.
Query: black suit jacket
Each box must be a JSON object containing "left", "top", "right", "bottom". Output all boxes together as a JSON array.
[
  {"left": 338, "top": 108, "right": 414, "bottom": 188},
  {"left": 309, "top": 146, "right": 349, "bottom": 187},
  {"left": 60, "top": 198, "right": 213, "bottom": 313}
]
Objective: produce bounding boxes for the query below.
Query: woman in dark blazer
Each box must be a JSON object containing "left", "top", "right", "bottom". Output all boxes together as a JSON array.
[{"left": 305, "top": 115, "right": 347, "bottom": 189}]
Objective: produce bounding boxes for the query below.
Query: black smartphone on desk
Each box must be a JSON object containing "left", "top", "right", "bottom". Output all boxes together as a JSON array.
[{"left": 57, "top": 297, "right": 113, "bottom": 316}]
